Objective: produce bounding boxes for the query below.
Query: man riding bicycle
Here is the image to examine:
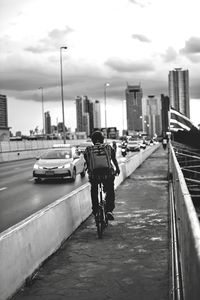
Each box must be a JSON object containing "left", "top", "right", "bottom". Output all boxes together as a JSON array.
[{"left": 84, "top": 130, "right": 120, "bottom": 221}]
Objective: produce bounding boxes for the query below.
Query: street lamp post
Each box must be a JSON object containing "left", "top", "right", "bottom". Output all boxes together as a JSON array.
[
  {"left": 147, "top": 123, "right": 150, "bottom": 135},
  {"left": 104, "top": 82, "right": 110, "bottom": 141},
  {"left": 60, "top": 46, "right": 67, "bottom": 144},
  {"left": 38, "top": 87, "right": 45, "bottom": 135},
  {"left": 122, "top": 100, "right": 125, "bottom": 134},
  {"left": 140, "top": 115, "right": 143, "bottom": 132}
]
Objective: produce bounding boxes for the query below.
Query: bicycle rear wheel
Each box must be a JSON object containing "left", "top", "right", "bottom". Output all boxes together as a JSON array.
[{"left": 96, "top": 206, "right": 104, "bottom": 239}]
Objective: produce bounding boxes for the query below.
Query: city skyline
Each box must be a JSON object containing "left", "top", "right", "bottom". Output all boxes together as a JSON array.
[
  {"left": 1, "top": 0, "right": 200, "bottom": 134},
  {"left": 6, "top": 94, "right": 200, "bottom": 137}
]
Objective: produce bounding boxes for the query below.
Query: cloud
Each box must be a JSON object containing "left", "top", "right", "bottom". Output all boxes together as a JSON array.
[
  {"left": 181, "top": 37, "right": 200, "bottom": 54},
  {"left": 162, "top": 47, "right": 178, "bottom": 62},
  {"left": 25, "top": 26, "right": 73, "bottom": 53},
  {"left": 0, "top": 52, "right": 60, "bottom": 91},
  {"left": 180, "top": 37, "right": 200, "bottom": 63},
  {"left": 105, "top": 57, "right": 155, "bottom": 73},
  {"left": 0, "top": 50, "right": 107, "bottom": 101},
  {"left": 132, "top": 34, "right": 151, "bottom": 43}
]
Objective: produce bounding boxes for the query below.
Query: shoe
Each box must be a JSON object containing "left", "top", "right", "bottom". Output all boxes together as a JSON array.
[{"left": 106, "top": 212, "right": 114, "bottom": 221}]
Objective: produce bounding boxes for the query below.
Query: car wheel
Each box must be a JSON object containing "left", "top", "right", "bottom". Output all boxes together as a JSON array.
[
  {"left": 34, "top": 178, "right": 41, "bottom": 183},
  {"left": 71, "top": 168, "right": 76, "bottom": 182}
]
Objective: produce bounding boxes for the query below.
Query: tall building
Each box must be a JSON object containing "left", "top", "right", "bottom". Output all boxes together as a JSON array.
[
  {"left": 88, "top": 100, "right": 94, "bottom": 134},
  {"left": 161, "top": 94, "right": 170, "bottom": 136},
  {"left": 44, "top": 111, "right": 51, "bottom": 134},
  {"left": 76, "top": 96, "right": 84, "bottom": 132},
  {"left": 142, "top": 95, "right": 162, "bottom": 137},
  {"left": 125, "top": 84, "right": 143, "bottom": 133},
  {"left": 0, "top": 94, "right": 8, "bottom": 128},
  {"left": 93, "top": 100, "right": 101, "bottom": 129},
  {"left": 76, "top": 96, "right": 90, "bottom": 136},
  {"left": 168, "top": 68, "right": 190, "bottom": 118},
  {"left": 76, "top": 96, "right": 101, "bottom": 136},
  {"left": 0, "top": 94, "right": 10, "bottom": 141}
]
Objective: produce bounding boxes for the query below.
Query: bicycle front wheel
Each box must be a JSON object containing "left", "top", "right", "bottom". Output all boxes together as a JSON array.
[{"left": 96, "top": 206, "right": 104, "bottom": 239}]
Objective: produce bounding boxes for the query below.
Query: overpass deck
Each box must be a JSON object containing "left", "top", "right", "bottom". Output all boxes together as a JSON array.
[{"left": 12, "top": 147, "right": 169, "bottom": 300}]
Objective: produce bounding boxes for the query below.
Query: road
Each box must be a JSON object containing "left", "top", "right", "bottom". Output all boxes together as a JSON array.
[
  {"left": 0, "top": 159, "right": 88, "bottom": 233},
  {"left": 0, "top": 147, "right": 138, "bottom": 234}
]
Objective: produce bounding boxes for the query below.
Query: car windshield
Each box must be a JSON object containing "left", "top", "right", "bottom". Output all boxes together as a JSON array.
[{"left": 41, "top": 149, "right": 72, "bottom": 159}]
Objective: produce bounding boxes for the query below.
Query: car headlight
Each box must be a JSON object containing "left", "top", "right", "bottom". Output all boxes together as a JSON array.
[
  {"left": 58, "top": 163, "right": 70, "bottom": 169},
  {"left": 33, "top": 164, "right": 39, "bottom": 170},
  {"left": 64, "top": 163, "right": 71, "bottom": 168}
]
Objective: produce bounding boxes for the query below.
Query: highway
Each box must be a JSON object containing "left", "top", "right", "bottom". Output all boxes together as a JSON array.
[
  {"left": 0, "top": 146, "right": 137, "bottom": 234},
  {"left": 0, "top": 159, "right": 88, "bottom": 233}
]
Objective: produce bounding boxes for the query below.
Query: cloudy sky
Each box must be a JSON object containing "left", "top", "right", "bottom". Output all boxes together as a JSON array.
[{"left": 1, "top": 0, "right": 200, "bottom": 135}]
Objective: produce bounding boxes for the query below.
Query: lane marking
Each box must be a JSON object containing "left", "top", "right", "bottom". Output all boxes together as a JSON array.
[{"left": 0, "top": 187, "right": 8, "bottom": 191}]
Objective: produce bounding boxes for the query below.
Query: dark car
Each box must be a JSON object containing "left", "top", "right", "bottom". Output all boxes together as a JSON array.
[{"left": 127, "top": 139, "right": 140, "bottom": 152}]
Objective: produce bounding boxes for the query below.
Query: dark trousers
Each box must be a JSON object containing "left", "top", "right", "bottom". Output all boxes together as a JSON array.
[{"left": 90, "top": 177, "right": 115, "bottom": 214}]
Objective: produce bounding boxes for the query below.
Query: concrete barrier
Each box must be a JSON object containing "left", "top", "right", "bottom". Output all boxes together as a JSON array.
[
  {"left": 0, "top": 139, "right": 116, "bottom": 162},
  {"left": 170, "top": 146, "right": 200, "bottom": 300},
  {"left": 0, "top": 143, "right": 160, "bottom": 300},
  {"left": 0, "top": 140, "right": 83, "bottom": 162}
]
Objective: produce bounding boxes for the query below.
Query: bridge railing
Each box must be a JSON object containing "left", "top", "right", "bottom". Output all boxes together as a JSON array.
[
  {"left": 0, "top": 144, "right": 160, "bottom": 300},
  {"left": 170, "top": 145, "right": 200, "bottom": 300}
]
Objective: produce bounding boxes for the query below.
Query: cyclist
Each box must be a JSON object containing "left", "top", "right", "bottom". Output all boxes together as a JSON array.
[{"left": 84, "top": 130, "right": 120, "bottom": 221}]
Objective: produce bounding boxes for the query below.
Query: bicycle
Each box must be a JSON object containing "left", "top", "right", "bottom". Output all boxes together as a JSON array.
[{"left": 95, "top": 181, "right": 108, "bottom": 239}]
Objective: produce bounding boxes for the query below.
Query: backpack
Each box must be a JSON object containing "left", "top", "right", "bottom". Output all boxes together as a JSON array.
[{"left": 85, "top": 143, "right": 114, "bottom": 179}]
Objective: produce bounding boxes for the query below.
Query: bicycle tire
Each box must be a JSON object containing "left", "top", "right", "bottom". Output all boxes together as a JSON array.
[{"left": 96, "top": 205, "right": 104, "bottom": 239}]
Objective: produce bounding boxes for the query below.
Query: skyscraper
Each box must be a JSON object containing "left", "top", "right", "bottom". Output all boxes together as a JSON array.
[
  {"left": 76, "top": 96, "right": 101, "bottom": 136},
  {"left": 161, "top": 94, "right": 170, "bottom": 136},
  {"left": 142, "top": 95, "right": 162, "bottom": 137},
  {"left": 44, "top": 111, "right": 51, "bottom": 134},
  {"left": 168, "top": 68, "right": 190, "bottom": 118},
  {"left": 93, "top": 100, "right": 101, "bottom": 129},
  {"left": 0, "top": 94, "right": 10, "bottom": 140},
  {"left": 125, "top": 84, "right": 143, "bottom": 133},
  {"left": 0, "top": 94, "right": 8, "bottom": 128},
  {"left": 76, "top": 96, "right": 84, "bottom": 132}
]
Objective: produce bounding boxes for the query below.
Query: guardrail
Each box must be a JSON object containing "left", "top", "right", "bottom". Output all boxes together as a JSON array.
[
  {"left": 0, "top": 140, "right": 81, "bottom": 162},
  {"left": 170, "top": 145, "right": 200, "bottom": 300},
  {"left": 0, "top": 143, "right": 160, "bottom": 300},
  {"left": 0, "top": 139, "right": 117, "bottom": 162}
]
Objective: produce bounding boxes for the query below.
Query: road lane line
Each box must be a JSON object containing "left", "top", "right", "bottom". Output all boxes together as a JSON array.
[{"left": 0, "top": 187, "right": 7, "bottom": 191}]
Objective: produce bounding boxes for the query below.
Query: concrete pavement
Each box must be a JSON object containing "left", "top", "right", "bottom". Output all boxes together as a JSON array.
[{"left": 12, "top": 145, "right": 169, "bottom": 300}]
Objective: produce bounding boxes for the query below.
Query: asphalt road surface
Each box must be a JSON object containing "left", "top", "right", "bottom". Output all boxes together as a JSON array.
[{"left": 0, "top": 159, "right": 88, "bottom": 233}]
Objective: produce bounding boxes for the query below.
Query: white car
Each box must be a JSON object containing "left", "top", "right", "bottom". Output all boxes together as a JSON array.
[{"left": 33, "top": 146, "right": 86, "bottom": 183}]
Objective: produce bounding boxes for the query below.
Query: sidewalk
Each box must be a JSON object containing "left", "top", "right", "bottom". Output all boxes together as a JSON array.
[{"left": 12, "top": 146, "right": 169, "bottom": 300}]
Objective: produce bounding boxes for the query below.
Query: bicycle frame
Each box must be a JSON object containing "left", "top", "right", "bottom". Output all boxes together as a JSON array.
[{"left": 96, "top": 182, "right": 108, "bottom": 239}]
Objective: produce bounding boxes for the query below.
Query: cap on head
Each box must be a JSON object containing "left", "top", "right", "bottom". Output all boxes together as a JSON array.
[{"left": 91, "top": 130, "right": 104, "bottom": 144}]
